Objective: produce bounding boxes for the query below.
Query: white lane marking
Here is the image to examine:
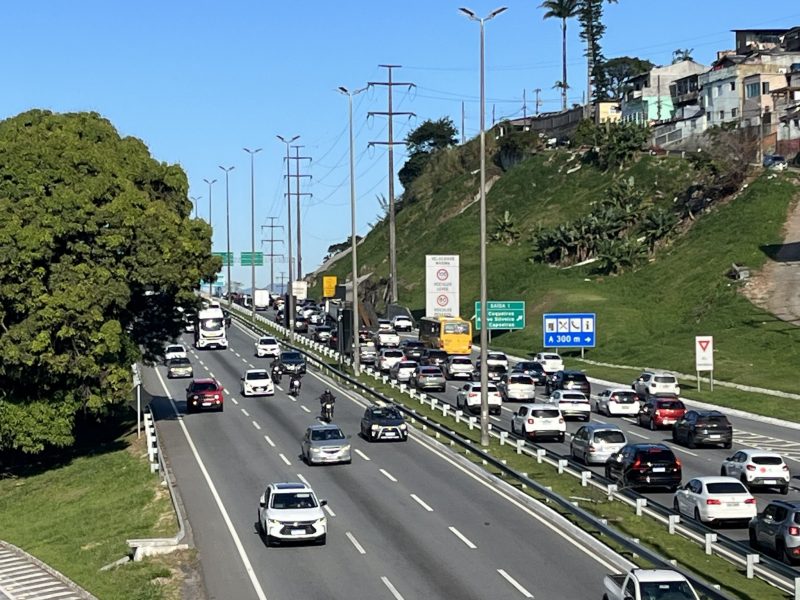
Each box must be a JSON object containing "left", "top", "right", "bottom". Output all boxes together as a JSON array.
[
  {"left": 234, "top": 351, "right": 240, "bottom": 357},
  {"left": 410, "top": 494, "right": 434, "bottom": 512},
  {"left": 323, "top": 504, "right": 336, "bottom": 517},
  {"left": 301, "top": 405, "right": 311, "bottom": 413},
  {"left": 379, "top": 468, "right": 398, "bottom": 482},
  {"left": 153, "top": 368, "right": 269, "bottom": 600},
  {"left": 252, "top": 421, "right": 261, "bottom": 430},
  {"left": 209, "top": 371, "right": 215, "bottom": 378},
  {"left": 346, "top": 531, "right": 367, "bottom": 555},
  {"left": 231, "top": 398, "right": 239, "bottom": 405},
  {"left": 497, "top": 569, "right": 534, "bottom": 598},
  {"left": 264, "top": 435, "right": 276, "bottom": 448},
  {"left": 248, "top": 363, "right": 255, "bottom": 368},
  {"left": 628, "top": 430, "right": 649, "bottom": 439},
  {"left": 448, "top": 526, "right": 477, "bottom": 549},
  {"left": 198, "top": 360, "right": 205, "bottom": 366},
  {"left": 669, "top": 445, "right": 698, "bottom": 457},
  {"left": 354, "top": 449, "right": 371, "bottom": 461},
  {"left": 242, "top": 409, "right": 250, "bottom": 417},
  {"left": 296, "top": 473, "right": 311, "bottom": 487},
  {"left": 276, "top": 385, "right": 284, "bottom": 392},
  {"left": 381, "top": 576, "right": 405, "bottom": 600},
  {"left": 279, "top": 453, "right": 291, "bottom": 466},
  {"left": 223, "top": 388, "right": 230, "bottom": 394}
]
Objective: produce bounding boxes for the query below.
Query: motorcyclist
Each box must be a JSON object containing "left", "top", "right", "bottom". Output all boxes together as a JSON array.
[
  {"left": 271, "top": 361, "right": 282, "bottom": 382},
  {"left": 290, "top": 373, "right": 302, "bottom": 395},
  {"left": 319, "top": 389, "right": 335, "bottom": 421}
]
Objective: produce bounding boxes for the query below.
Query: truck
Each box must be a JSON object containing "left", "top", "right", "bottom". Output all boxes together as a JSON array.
[
  {"left": 374, "top": 329, "right": 400, "bottom": 348},
  {"left": 194, "top": 306, "right": 228, "bottom": 350},
  {"left": 253, "top": 289, "right": 271, "bottom": 311},
  {"left": 603, "top": 569, "right": 700, "bottom": 600}
]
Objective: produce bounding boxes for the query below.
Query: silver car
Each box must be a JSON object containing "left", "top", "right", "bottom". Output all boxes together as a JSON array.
[
  {"left": 390, "top": 360, "right": 418, "bottom": 383},
  {"left": 412, "top": 366, "right": 446, "bottom": 392},
  {"left": 300, "top": 424, "right": 352, "bottom": 465},
  {"left": 570, "top": 423, "right": 627, "bottom": 464},
  {"left": 498, "top": 373, "right": 536, "bottom": 401}
]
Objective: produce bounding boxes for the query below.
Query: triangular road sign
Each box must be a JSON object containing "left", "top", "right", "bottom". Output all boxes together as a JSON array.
[{"left": 698, "top": 340, "right": 710, "bottom": 352}]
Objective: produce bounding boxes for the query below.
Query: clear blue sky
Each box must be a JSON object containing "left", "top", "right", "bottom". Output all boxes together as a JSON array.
[{"left": 2, "top": 1, "right": 799, "bottom": 290}]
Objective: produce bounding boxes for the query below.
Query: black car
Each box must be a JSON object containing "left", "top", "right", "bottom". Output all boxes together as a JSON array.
[
  {"left": 605, "top": 443, "right": 682, "bottom": 491},
  {"left": 275, "top": 351, "right": 306, "bottom": 375},
  {"left": 546, "top": 370, "right": 591, "bottom": 396},
  {"left": 511, "top": 361, "right": 547, "bottom": 386},
  {"left": 672, "top": 410, "right": 733, "bottom": 449},
  {"left": 421, "top": 349, "right": 448, "bottom": 367},
  {"left": 360, "top": 404, "right": 408, "bottom": 442},
  {"left": 400, "top": 340, "right": 426, "bottom": 361}
]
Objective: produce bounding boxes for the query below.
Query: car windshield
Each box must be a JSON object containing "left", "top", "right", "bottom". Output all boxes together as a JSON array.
[
  {"left": 385, "top": 351, "right": 404, "bottom": 358},
  {"left": 564, "top": 373, "right": 587, "bottom": 381},
  {"left": 317, "top": 326, "right": 331, "bottom": 332},
  {"left": 192, "top": 382, "right": 218, "bottom": 392},
  {"left": 657, "top": 400, "right": 684, "bottom": 410},
  {"left": 543, "top": 354, "right": 560, "bottom": 361},
  {"left": 372, "top": 407, "right": 402, "bottom": 420},
  {"left": 638, "top": 581, "right": 696, "bottom": 600},
  {"left": 532, "top": 409, "right": 560, "bottom": 418},
  {"left": 474, "top": 385, "right": 499, "bottom": 392},
  {"left": 706, "top": 482, "right": 748, "bottom": 494},
  {"left": 170, "top": 358, "right": 190, "bottom": 366},
  {"left": 283, "top": 352, "right": 302, "bottom": 362},
  {"left": 488, "top": 353, "right": 505, "bottom": 360},
  {"left": 167, "top": 346, "right": 183, "bottom": 353},
  {"left": 399, "top": 362, "right": 417, "bottom": 369},
  {"left": 562, "top": 393, "right": 586, "bottom": 401},
  {"left": 654, "top": 376, "right": 676, "bottom": 383},
  {"left": 516, "top": 362, "right": 543, "bottom": 372},
  {"left": 310, "top": 428, "right": 345, "bottom": 441},
  {"left": 698, "top": 415, "right": 728, "bottom": 425},
  {"left": 200, "top": 318, "right": 223, "bottom": 331},
  {"left": 595, "top": 430, "right": 625, "bottom": 444},
  {"left": 405, "top": 341, "right": 424, "bottom": 348},
  {"left": 794, "top": 512, "right": 800, "bottom": 525},
  {"left": 444, "top": 322, "right": 469, "bottom": 334},
  {"left": 259, "top": 337, "right": 275, "bottom": 345},
  {"left": 271, "top": 492, "right": 317, "bottom": 510},
  {"left": 509, "top": 376, "right": 533, "bottom": 385},
  {"left": 452, "top": 357, "right": 471, "bottom": 365},
  {"left": 611, "top": 392, "right": 637, "bottom": 402},
  {"left": 246, "top": 371, "right": 269, "bottom": 380},
  {"left": 421, "top": 368, "right": 442, "bottom": 375},
  {"left": 751, "top": 456, "right": 783, "bottom": 465}
]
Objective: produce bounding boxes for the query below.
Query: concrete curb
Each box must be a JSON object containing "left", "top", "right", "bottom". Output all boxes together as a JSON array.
[{"left": 0, "top": 541, "right": 98, "bottom": 600}]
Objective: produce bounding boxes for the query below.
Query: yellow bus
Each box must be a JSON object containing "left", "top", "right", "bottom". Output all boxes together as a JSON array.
[{"left": 418, "top": 316, "right": 472, "bottom": 355}]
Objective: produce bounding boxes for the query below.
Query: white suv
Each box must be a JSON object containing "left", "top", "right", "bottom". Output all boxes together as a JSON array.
[
  {"left": 510, "top": 403, "right": 565, "bottom": 442},
  {"left": 391, "top": 315, "right": 413, "bottom": 332},
  {"left": 255, "top": 336, "right": 281, "bottom": 358},
  {"left": 720, "top": 449, "right": 791, "bottom": 494},
  {"left": 258, "top": 482, "right": 327, "bottom": 546},
  {"left": 456, "top": 382, "right": 502, "bottom": 415},
  {"left": 379, "top": 348, "right": 404, "bottom": 372},
  {"left": 534, "top": 352, "right": 564, "bottom": 373},
  {"left": 445, "top": 355, "right": 474, "bottom": 380},
  {"left": 632, "top": 371, "right": 680, "bottom": 397}
]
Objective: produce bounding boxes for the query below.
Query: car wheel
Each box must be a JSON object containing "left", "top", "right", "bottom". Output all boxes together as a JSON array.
[
  {"left": 510, "top": 420, "right": 517, "bottom": 434},
  {"left": 673, "top": 499, "right": 681, "bottom": 514},
  {"left": 557, "top": 432, "right": 565, "bottom": 443},
  {"left": 748, "top": 528, "right": 758, "bottom": 549},
  {"left": 720, "top": 467, "right": 727, "bottom": 477},
  {"left": 694, "top": 507, "right": 703, "bottom": 523},
  {"left": 265, "top": 535, "right": 277, "bottom": 547},
  {"left": 649, "top": 418, "right": 656, "bottom": 431},
  {"left": 723, "top": 440, "right": 732, "bottom": 449},
  {"left": 218, "top": 405, "right": 224, "bottom": 412},
  {"left": 780, "top": 485, "right": 789, "bottom": 495},
  {"left": 672, "top": 428, "right": 678, "bottom": 442},
  {"left": 688, "top": 433, "right": 697, "bottom": 449},
  {"left": 604, "top": 466, "right": 612, "bottom": 480}
]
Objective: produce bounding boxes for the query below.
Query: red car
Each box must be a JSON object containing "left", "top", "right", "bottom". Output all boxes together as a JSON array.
[
  {"left": 637, "top": 395, "right": 685, "bottom": 430},
  {"left": 185, "top": 378, "right": 225, "bottom": 413}
]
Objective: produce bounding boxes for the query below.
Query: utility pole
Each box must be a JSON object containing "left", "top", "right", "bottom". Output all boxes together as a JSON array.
[
  {"left": 260, "top": 217, "right": 284, "bottom": 294},
  {"left": 523, "top": 89, "right": 527, "bottom": 121},
  {"left": 277, "top": 135, "right": 299, "bottom": 341},
  {"left": 277, "top": 272, "right": 286, "bottom": 292},
  {"left": 368, "top": 65, "right": 415, "bottom": 305},
  {"left": 243, "top": 148, "right": 261, "bottom": 323},
  {"left": 203, "top": 178, "right": 217, "bottom": 296},
  {"left": 461, "top": 101, "right": 466, "bottom": 144},
  {"left": 218, "top": 166, "right": 235, "bottom": 305},
  {"left": 492, "top": 104, "right": 496, "bottom": 126},
  {"left": 288, "top": 145, "right": 312, "bottom": 280},
  {"left": 534, "top": 88, "right": 542, "bottom": 115}
]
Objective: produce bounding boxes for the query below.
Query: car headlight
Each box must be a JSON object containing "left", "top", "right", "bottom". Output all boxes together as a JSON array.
[
  {"left": 311, "top": 447, "right": 321, "bottom": 453},
  {"left": 342, "top": 444, "right": 351, "bottom": 452},
  {"left": 268, "top": 519, "right": 281, "bottom": 527},
  {"left": 399, "top": 423, "right": 407, "bottom": 430},
  {"left": 314, "top": 517, "right": 326, "bottom": 527},
  {"left": 371, "top": 424, "right": 379, "bottom": 430}
]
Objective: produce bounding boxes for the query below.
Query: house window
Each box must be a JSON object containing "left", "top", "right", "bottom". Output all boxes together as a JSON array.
[
  {"left": 762, "top": 82, "right": 770, "bottom": 95},
  {"left": 746, "top": 82, "right": 760, "bottom": 98},
  {"left": 730, "top": 82, "right": 736, "bottom": 91},
  {"left": 691, "top": 119, "right": 697, "bottom": 129},
  {"left": 719, "top": 110, "right": 725, "bottom": 120},
  {"left": 732, "top": 108, "right": 738, "bottom": 118}
]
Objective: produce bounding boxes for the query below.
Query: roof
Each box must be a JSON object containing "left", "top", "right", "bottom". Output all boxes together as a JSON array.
[
  {"left": 191, "top": 377, "right": 217, "bottom": 384},
  {"left": 306, "top": 424, "right": 340, "bottom": 432},
  {"left": 632, "top": 569, "right": 690, "bottom": 583},
  {"left": 519, "top": 402, "right": 563, "bottom": 409},
  {"left": 272, "top": 482, "right": 309, "bottom": 491},
  {"left": 691, "top": 475, "right": 746, "bottom": 484}
]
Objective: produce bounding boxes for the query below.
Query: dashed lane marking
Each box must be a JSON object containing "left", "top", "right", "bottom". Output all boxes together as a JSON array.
[
  {"left": 354, "top": 449, "right": 371, "bottom": 461},
  {"left": 497, "top": 569, "right": 534, "bottom": 598},
  {"left": 410, "top": 494, "right": 434, "bottom": 512},
  {"left": 449, "top": 526, "right": 477, "bottom": 549},
  {"left": 301, "top": 406, "right": 311, "bottom": 413},
  {"left": 264, "top": 435, "right": 276, "bottom": 448},
  {"left": 381, "top": 576, "right": 405, "bottom": 600},
  {"left": 279, "top": 453, "right": 291, "bottom": 466},
  {"left": 241, "top": 409, "right": 250, "bottom": 417},
  {"left": 252, "top": 421, "right": 261, "bottom": 430},
  {"left": 379, "top": 469, "right": 398, "bottom": 482},
  {"left": 346, "top": 532, "right": 367, "bottom": 555}
]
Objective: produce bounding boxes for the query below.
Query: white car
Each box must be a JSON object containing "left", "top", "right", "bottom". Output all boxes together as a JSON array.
[
  {"left": 308, "top": 312, "right": 325, "bottom": 325},
  {"left": 389, "top": 360, "right": 418, "bottom": 383},
  {"left": 375, "top": 329, "right": 400, "bottom": 348},
  {"left": 594, "top": 388, "right": 640, "bottom": 417},
  {"left": 378, "top": 348, "right": 405, "bottom": 373},
  {"left": 672, "top": 476, "right": 757, "bottom": 525},
  {"left": 720, "top": 450, "right": 791, "bottom": 494},
  {"left": 485, "top": 351, "right": 509, "bottom": 370},
  {"left": 498, "top": 374, "right": 536, "bottom": 402},
  {"left": 165, "top": 344, "right": 187, "bottom": 361},
  {"left": 255, "top": 336, "right": 281, "bottom": 358},
  {"left": 241, "top": 369, "right": 274, "bottom": 397},
  {"left": 510, "top": 403, "right": 565, "bottom": 442},
  {"left": 391, "top": 315, "right": 413, "bottom": 332},
  {"left": 632, "top": 371, "right": 680, "bottom": 397},
  {"left": 377, "top": 319, "right": 393, "bottom": 332},
  {"left": 534, "top": 352, "right": 564, "bottom": 373},
  {"left": 444, "top": 355, "right": 474, "bottom": 380},
  {"left": 456, "top": 382, "right": 502, "bottom": 415},
  {"left": 258, "top": 482, "right": 327, "bottom": 546},
  {"left": 548, "top": 390, "right": 591, "bottom": 421}
]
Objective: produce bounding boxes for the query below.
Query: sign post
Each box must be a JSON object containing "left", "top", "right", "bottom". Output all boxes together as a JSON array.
[
  {"left": 474, "top": 301, "right": 526, "bottom": 330},
  {"left": 695, "top": 335, "right": 714, "bottom": 391},
  {"left": 542, "top": 313, "right": 596, "bottom": 354},
  {"left": 425, "top": 255, "right": 460, "bottom": 318}
]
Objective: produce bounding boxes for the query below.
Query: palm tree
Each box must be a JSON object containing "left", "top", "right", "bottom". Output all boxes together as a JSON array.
[
  {"left": 541, "top": 0, "right": 581, "bottom": 112},
  {"left": 672, "top": 48, "right": 694, "bottom": 63}
]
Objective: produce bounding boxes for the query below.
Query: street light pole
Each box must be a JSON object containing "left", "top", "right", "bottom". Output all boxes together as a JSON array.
[
  {"left": 243, "top": 148, "right": 262, "bottom": 324},
  {"left": 339, "top": 86, "right": 367, "bottom": 374},
  {"left": 277, "top": 134, "right": 300, "bottom": 342},
  {"left": 460, "top": 5, "right": 507, "bottom": 447},
  {"left": 203, "top": 178, "right": 218, "bottom": 296},
  {"left": 218, "top": 165, "right": 235, "bottom": 306},
  {"left": 190, "top": 195, "right": 202, "bottom": 220}
]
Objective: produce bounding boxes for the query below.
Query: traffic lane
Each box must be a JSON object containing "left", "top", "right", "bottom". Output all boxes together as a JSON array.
[{"left": 157, "top": 359, "right": 394, "bottom": 600}]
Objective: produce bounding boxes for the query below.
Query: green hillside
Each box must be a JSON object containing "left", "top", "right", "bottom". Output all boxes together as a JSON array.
[{"left": 315, "top": 148, "right": 800, "bottom": 394}]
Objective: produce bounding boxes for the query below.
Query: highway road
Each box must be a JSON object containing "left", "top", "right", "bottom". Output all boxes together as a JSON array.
[{"left": 144, "top": 320, "right": 620, "bottom": 600}]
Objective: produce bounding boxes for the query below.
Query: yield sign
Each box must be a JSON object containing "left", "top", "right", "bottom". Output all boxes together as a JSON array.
[
  {"left": 698, "top": 340, "right": 710, "bottom": 352},
  {"left": 695, "top": 336, "right": 714, "bottom": 371}
]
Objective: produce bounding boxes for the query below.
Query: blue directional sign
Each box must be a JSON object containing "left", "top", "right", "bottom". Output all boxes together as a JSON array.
[{"left": 542, "top": 313, "right": 596, "bottom": 348}]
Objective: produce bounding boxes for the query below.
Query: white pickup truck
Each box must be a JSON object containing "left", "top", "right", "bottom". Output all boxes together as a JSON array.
[
  {"left": 374, "top": 329, "right": 400, "bottom": 348},
  {"left": 603, "top": 569, "right": 700, "bottom": 600}
]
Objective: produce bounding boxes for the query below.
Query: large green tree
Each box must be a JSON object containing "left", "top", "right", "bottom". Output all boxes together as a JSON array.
[
  {"left": 601, "top": 56, "right": 655, "bottom": 99},
  {"left": 398, "top": 117, "right": 458, "bottom": 188},
  {"left": 540, "top": 0, "right": 581, "bottom": 112},
  {"left": 0, "top": 110, "right": 219, "bottom": 453}
]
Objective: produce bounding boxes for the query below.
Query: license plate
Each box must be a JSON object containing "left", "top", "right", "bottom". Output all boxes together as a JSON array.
[
  {"left": 764, "top": 479, "right": 778, "bottom": 485},
  {"left": 709, "top": 434, "right": 720, "bottom": 439},
  {"left": 652, "top": 467, "right": 666, "bottom": 473},
  {"left": 662, "top": 419, "right": 675, "bottom": 424},
  {"left": 727, "top": 502, "right": 740, "bottom": 507},
  {"left": 202, "top": 402, "right": 212, "bottom": 406},
  {"left": 290, "top": 529, "right": 305, "bottom": 536},
  {"left": 384, "top": 432, "right": 397, "bottom": 438}
]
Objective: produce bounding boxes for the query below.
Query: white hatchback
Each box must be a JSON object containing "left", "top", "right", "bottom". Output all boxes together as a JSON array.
[
  {"left": 633, "top": 371, "right": 680, "bottom": 397},
  {"left": 548, "top": 390, "right": 591, "bottom": 421},
  {"left": 379, "top": 348, "right": 405, "bottom": 372},
  {"left": 594, "top": 388, "right": 640, "bottom": 417},
  {"left": 485, "top": 352, "right": 509, "bottom": 370},
  {"left": 391, "top": 315, "right": 413, "bottom": 332},
  {"left": 456, "top": 382, "right": 502, "bottom": 415},
  {"left": 241, "top": 369, "right": 274, "bottom": 397},
  {"left": 720, "top": 450, "right": 791, "bottom": 494},
  {"left": 165, "top": 344, "right": 187, "bottom": 362},
  {"left": 255, "top": 336, "right": 281, "bottom": 358},
  {"left": 498, "top": 374, "right": 536, "bottom": 402},
  {"left": 673, "top": 476, "right": 757, "bottom": 525},
  {"left": 510, "top": 403, "right": 565, "bottom": 442},
  {"left": 534, "top": 352, "right": 564, "bottom": 373}
]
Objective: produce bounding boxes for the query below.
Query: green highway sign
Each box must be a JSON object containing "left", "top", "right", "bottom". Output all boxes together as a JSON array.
[
  {"left": 212, "top": 252, "right": 234, "bottom": 266},
  {"left": 475, "top": 301, "right": 526, "bottom": 331},
  {"left": 240, "top": 251, "right": 264, "bottom": 266}
]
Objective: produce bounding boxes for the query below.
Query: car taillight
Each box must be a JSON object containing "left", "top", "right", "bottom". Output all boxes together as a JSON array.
[
  {"left": 558, "top": 417, "right": 564, "bottom": 424},
  {"left": 783, "top": 465, "right": 790, "bottom": 471},
  {"left": 632, "top": 458, "right": 641, "bottom": 469},
  {"left": 654, "top": 409, "right": 662, "bottom": 416},
  {"left": 674, "top": 458, "right": 682, "bottom": 467},
  {"left": 746, "top": 464, "right": 756, "bottom": 471},
  {"left": 706, "top": 499, "right": 721, "bottom": 505},
  {"left": 527, "top": 418, "right": 535, "bottom": 424},
  {"left": 469, "top": 393, "right": 478, "bottom": 398},
  {"left": 788, "top": 526, "right": 800, "bottom": 536},
  {"left": 744, "top": 498, "right": 756, "bottom": 504}
]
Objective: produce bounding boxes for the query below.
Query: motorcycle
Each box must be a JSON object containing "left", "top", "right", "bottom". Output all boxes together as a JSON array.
[
  {"left": 289, "top": 377, "right": 301, "bottom": 397},
  {"left": 271, "top": 364, "right": 282, "bottom": 383},
  {"left": 320, "top": 400, "right": 335, "bottom": 422}
]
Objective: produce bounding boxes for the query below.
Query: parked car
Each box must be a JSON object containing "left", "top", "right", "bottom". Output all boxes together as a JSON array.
[
  {"left": 389, "top": 360, "right": 418, "bottom": 383},
  {"left": 456, "top": 382, "right": 502, "bottom": 415},
  {"left": 632, "top": 371, "right": 680, "bottom": 397},
  {"left": 185, "top": 378, "right": 224, "bottom": 413},
  {"left": 257, "top": 482, "right": 327, "bottom": 546},
  {"left": 240, "top": 368, "right": 274, "bottom": 397},
  {"left": 421, "top": 349, "right": 449, "bottom": 368},
  {"left": 570, "top": 423, "right": 627, "bottom": 465},
  {"left": 534, "top": 352, "right": 564, "bottom": 373},
  {"left": 255, "top": 335, "right": 281, "bottom": 358},
  {"left": 165, "top": 344, "right": 187, "bottom": 362},
  {"left": 378, "top": 348, "right": 405, "bottom": 373},
  {"left": 444, "top": 355, "right": 474, "bottom": 380},
  {"left": 604, "top": 443, "right": 682, "bottom": 492},
  {"left": 313, "top": 325, "right": 332, "bottom": 343},
  {"left": 411, "top": 365, "right": 446, "bottom": 392},
  {"left": 166, "top": 357, "right": 193, "bottom": 379},
  {"left": 510, "top": 403, "right": 565, "bottom": 442},
  {"left": 275, "top": 351, "right": 306, "bottom": 375},
  {"left": 300, "top": 424, "right": 351, "bottom": 465},
  {"left": 748, "top": 500, "right": 800, "bottom": 565},
  {"left": 510, "top": 361, "right": 547, "bottom": 386},
  {"left": 546, "top": 370, "right": 590, "bottom": 396},
  {"left": 594, "top": 388, "right": 640, "bottom": 417},
  {"left": 391, "top": 314, "right": 414, "bottom": 332},
  {"left": 497, "top": 373, "right": 536, "bottom": 402},
  {"left": 547, "top": 390, "right": 591, "bottom": 421},
  {"left": 400, "top": 340, "right": 426, "bottom": 361},
  {"left": 671, "top": 410, "right": 733, "bottom": 449},
  {"left": 637, "top": 395, "right": 686, "bottom": 430},
  {"left": 360, "top": 404, "right": 408, "bottom": 442},
  {"left": 721, "top": 450, "right": 791, "bottom": 494},
  {"left": 673, "top": 476, "right": 756, "bottom": 526}
]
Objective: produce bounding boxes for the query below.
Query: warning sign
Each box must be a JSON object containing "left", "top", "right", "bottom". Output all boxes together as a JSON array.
[{"left": 695, "top": 336, "right": 714, "bottom": 371}]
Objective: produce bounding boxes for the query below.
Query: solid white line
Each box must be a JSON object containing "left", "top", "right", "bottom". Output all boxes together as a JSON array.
[
  {"left": 381, "top": 576, "right": 405, "bottom": 600},
  {"left": 346, "top": 531, "right": 367, "bottom": 555},
  {"left": 490, "top": 416, "right": 502, "bottom": 422},
  {"left": 379, "top": 468, "right": 398, "bottom": 482},
  {"left": 153, "top": 368, "right": 268, "bottom": 600},
  {"left": 410, "top": 494, "right": 434, "bottom": 512},
  {"left": 448, "top": 526, "right": 477, "bottom": 549},
  {"left": 279, "top": 453, "right": 291, "bottom": 466},
  {"left": 264, "top": 435, "right": 276, "bottom": 448},
  {"left": 323, "top": 504, "right": 336, "bottom": 517},
  {"left": 670, "top": 445, "right": 698, "bottom": 457},
  {"left": 231, "top": 398, "right": 239, "bottom": 405},
  {"left": 497, "top": 569, "right": 534, "bottom": 598},
  {"left": 241, "top": 409, "right": 250, "bottom": 417},
  {"left": 628, "top": 430, "right": 649, "bottom": 439},
  {"left": 354, "top": 449, "right": 371, "bottom": 461},
  {"left": 252, "top": 421, "right": 261, "bottom": 430},
  {"left": 300, "top": 405, "right": 311, "bottom": 413}
]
